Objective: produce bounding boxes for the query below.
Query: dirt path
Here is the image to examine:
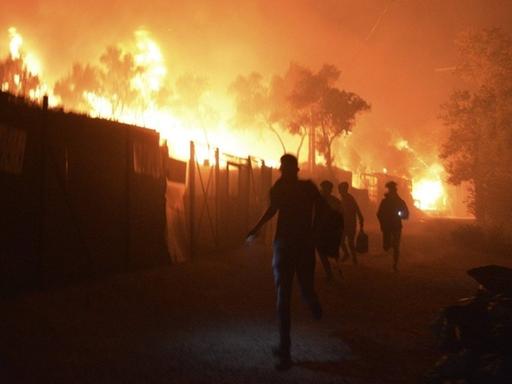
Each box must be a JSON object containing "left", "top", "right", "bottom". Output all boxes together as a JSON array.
[{"left": 1, "top": 219, "right": 509, "bottom": 383}]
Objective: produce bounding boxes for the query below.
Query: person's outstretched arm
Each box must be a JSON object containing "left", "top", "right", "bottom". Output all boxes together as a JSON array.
[{"left": 247, "top": 205, "right": 277, "bottom": 238}]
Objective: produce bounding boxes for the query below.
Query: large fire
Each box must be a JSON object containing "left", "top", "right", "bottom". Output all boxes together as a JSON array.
[
  {"left": 2, "top": 27, "right": 451, "bottom": 213},
  {"left": 394, "top": 139, "right": 447, "bottom": 211}
]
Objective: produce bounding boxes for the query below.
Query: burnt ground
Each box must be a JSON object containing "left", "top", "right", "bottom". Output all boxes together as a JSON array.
[{"left": 1, "top": 218, "right": 510, "bottom": 384}]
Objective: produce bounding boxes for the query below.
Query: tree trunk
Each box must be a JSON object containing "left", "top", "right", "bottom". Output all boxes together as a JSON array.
[
  {"left": 308, "top": 125, "right": 316, "bottom": 173},
  {"left": 325, "top": 141, "right": 333, "bottom": 175},
  {"left": 266, "top": 121, "right": 287, "bottom": 154},
  {"left": 296, "top": 130, "right": 307, "bottom": 160}
]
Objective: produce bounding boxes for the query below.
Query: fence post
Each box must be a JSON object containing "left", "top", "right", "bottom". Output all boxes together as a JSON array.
[
  {"left": 214, "top": 148, "right": 220, "bottom": 249},
  {"left": 189, "top": 141, "right": 196, "bottom": 259},
  {"left": 37, "top": 95, "right": 49, "bottom": 288},
  {"left": 125, "top": 126, "right": 131, "bottom": 270},
  {"left": 245, "top": 156, "right": 252, "bottom": 231}
]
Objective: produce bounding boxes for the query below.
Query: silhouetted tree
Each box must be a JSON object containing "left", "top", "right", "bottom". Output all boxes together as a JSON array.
[
  {"left": 54, "top": 44, "right": 170, "bottom": 118},
  {"left": 286, "top": 63, "right": 370, "bottom": 171},
  {"left": 315, "top": 88, "right": 370, "bottom": 171},
  {"left": 229, "top": 72, "right": 287, "bottom": 153},
  {"left": 54, "top": 63, "right": 101, "bottom": 110},
  {"left": 98, "top": 46, "right": 140, "bottom": 116},
  {"left": 440, "top": 28, "right": 512, "bottom": 231},
  {"left": 230, "top": 63, "right": 370, "bottom": 164},
  {"left": 0, "top": 54, "right": 40, "bottom": 98}
]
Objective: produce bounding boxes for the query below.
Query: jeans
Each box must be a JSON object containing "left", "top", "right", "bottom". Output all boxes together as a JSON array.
[
  {"left": 382, "top": 228, "right": 402, "bottom": 266},
  {"left": 341, "top": 231, "right": 357, "bottom": 264},
  {"left": 272, "top": 239, "right": 322, "bottom": 351}
]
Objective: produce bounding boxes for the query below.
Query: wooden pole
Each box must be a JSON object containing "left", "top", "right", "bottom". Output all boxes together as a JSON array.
[
  {"left": 125, "top": 126, "right": 131, "bottom": 270},
  {"left": 37, "top": 95, "right": 49, "bottom": 288},
  {"left": 189, "top": 141, "right": 196, "bottom": 259},
  {"left": 245, "top": 156, "right": 252, "bottom": 232},
  {"left": 214, "top": 148, "right": 220, "bottom": 248}
]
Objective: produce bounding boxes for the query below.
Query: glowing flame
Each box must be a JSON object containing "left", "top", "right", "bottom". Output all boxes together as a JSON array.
[
  {"left": 395, "top": 139, "right": 410, "bottom": 151},
  {"left": 412, "top": 164, "right": 446, "bottom": 211},
  {"left": 3, "top": 27, "right": 51, "bottom": 102},
  {"left": 132, "top": 29, "right": 166, "bottom": 94},
  {"left": 71, "top": 30, "right": 279, "bottom": 164},
  {"left": 8, "top": 27, "right": 22, "bottom": 59}
]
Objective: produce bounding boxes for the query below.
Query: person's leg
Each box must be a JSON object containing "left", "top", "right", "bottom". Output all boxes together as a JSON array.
[
  {"left": 347, "top": 232, "right": 357, "bottom": 265},
  {"left": 317, "top": 251, "right": 333, "bottom": 281},
  {"left": 272, "top": 242, "right": 295, "bottom": 355},
  {"left": 382, "top": 230, "right": 391, "bottom": 252},
  {"left": 340, "top": 233, "right": 350, "bottom": 262},
  {"left": 392, "top": 229, "right": 402, "bottom": 271},
  {"left": 296, "top": 245, "right": 322, "bottom": 320}
]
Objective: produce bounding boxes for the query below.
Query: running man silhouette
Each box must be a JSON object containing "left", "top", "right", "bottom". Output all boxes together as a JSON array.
[
  {"left": 316, "top": 180, "right": 344, "bottom": 281},
  {"left": 338, "top": 182, "right": 364, "bottom": 265},
  {"left": 377, "top": 181, "right": 409, "bottom": 271},
  {"left": 246, "top": 154, "right": 323, "bottom": 370}
]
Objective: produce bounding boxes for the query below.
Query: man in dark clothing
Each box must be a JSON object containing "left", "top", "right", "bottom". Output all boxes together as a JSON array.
[
  {"left": 246, "top": 154, "right": 323, "bottom": 370},
  {"left": 338, "top": 182, "right": 364, "bottom": 265},
  {"left": 316, "top": 180, "right": 344, "bottom": 281},
  {"left": 377, "top": 181, "right": 409, "bottom": 271}
]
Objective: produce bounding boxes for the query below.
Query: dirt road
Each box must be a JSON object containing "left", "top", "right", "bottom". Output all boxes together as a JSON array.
[{"left": 1, "top": 219, "right": 509, "bottom": 383}]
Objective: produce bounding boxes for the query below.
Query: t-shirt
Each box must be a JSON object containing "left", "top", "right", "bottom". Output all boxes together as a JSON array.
[{"left": 270, "top": 178, "right": 321, "bottom": 243}]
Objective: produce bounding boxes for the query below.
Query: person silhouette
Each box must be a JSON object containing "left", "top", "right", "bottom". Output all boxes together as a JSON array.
[
  {"left": 316, "top": 180, "right": 344, "bottom": 281},
  {"left": 246, "top": 154, "right": 323, "bottom": 370},
  {"left": 377, "top": 181, "right": 409, "bottom": 271},
  {"left": 338, "top": 182, "right": 364, "bottom": 265}
]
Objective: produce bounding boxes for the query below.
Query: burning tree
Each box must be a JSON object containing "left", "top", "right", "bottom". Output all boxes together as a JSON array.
[
  {"left": 0, "top": 28, "right": 41, "bottom": 99},
  {"left": 54, "top": 46, "right": 145, "bottom": 117},
  {"left": 54, "top": 30, "right": 169, "bottom": 120},
  {"left": 440, "top": 28, "right": 512, "bottom": 232},
  {"left": 54, "top": 63, "right": 102, "bottom": 111}
]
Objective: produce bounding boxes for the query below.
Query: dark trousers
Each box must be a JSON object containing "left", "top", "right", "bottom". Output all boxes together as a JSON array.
[
  {"left": 318, "top": 252, "right": 332, "bottom": 278},
  {"left": 272, "top": 240, "right": 321, "bottom": 352},
  {"left": 341, "top": 231, "right": 357, "bottom": 264},
  {"left": 382, "top": 228, "right": 402, "bottom": 266}
]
